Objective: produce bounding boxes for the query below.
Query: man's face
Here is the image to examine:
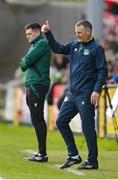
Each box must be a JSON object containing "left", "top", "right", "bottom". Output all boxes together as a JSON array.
[
  {"left": 26, "top": 28, "right": 40, "bottom": 43},
  {"left": 75, "top": 25, "right": 91, "bottom": 42}
]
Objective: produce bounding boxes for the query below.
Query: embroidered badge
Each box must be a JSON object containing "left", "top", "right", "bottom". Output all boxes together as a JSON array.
[
  {"left": 83, "top": 49, "right": 89, "bottom": 55},
  {"left": 81, "top": 101, "right": 85, "bottom": 105},
  {"left": 34, "top": 103, "right": 38, "bottom": 107},
  {"left": 74, "top": 48, "right": 78, "bottom": 52},
  {"left": 64, "top": 96, "right": 68, "bottom": 102}
]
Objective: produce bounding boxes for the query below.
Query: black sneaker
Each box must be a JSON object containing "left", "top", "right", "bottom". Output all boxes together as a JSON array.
[
  {"left": 77, "top": 160, "right": 98, "bottom": 170},
  {"left": 25, "top": 153, "right": 48, "bottom": 162},
  {"left": 60, "top": 155, "right": 82, "bottom": 169}
]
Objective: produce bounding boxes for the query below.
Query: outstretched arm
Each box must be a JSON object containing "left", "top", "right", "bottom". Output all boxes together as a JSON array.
[{"left": 41, "top": 20, "right": 72, "bottom": 55}]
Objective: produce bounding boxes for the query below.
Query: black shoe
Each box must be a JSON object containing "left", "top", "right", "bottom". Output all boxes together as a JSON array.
[
  {"left": 77, "top": 160, "right": 98, "bottom": 170},
  {"left": 25, "top": 153, "right": 48, "bottom": 162},
  {"left": 60, "top": 155, "right": 82, "bottom": 169}
]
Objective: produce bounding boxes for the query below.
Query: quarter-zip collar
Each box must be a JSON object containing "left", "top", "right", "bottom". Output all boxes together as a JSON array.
[{"left": 81, "top": 36, "right": 94, "bottom": 45}]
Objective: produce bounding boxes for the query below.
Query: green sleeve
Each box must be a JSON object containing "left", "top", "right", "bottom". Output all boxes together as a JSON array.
[{"left": 20, "top": 41, "right": 48, "bottom": 71}]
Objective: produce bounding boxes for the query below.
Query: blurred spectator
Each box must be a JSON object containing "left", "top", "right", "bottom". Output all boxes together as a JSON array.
[
  {"left": 106, "top": 29, "right": 118, "bottom": 53},
  {"left": 53, "top": 54, "right": 68, "bottom": 70},
  {"left": 47, "top": 54, "right": 69, "bottom": 105},
  {"left": 100, "top": 23, "right": 118, "bottom": 85},
  {"left": 114, "top": 58, "right": 118, "bottom": 76},
  {"left": 112, "top": 58, "right": 118, "bottom": 83},
  {"left": 107, "top": 60, "right": 114, "bottom": 81},
  {"left": 107, "top": 58, "right": 118, "bottom": 84},
  {"left": 50, "top": 54, "right": 69, "bottom": 83}
]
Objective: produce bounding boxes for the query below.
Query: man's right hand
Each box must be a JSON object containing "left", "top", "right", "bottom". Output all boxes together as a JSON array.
[{"left": 41, "top": 20, "right": 50, "bottom": 33}]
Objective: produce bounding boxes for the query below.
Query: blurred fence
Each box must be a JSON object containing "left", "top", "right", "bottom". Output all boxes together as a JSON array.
[
  {"left": 0, "top": 81, "right": 118, "bottom": 139},
  {"left": 0, "top": 80, "right": 31, "bottom": 125},
  {"left": 98, "top": 84, "right": 118, "bottom": 138}
]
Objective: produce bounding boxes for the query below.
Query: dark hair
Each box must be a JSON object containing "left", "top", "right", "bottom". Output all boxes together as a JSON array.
[
  {"left": 25, "top": 23, "right": 41, "bottom": 31},
  {"left": 75, "top": 20, "right": 92, "bottom": 32}
]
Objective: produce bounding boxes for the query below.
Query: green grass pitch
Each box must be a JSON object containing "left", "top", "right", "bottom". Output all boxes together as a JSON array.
[{"left": 0, "top": 123, "right": 118, "bottom": 179}]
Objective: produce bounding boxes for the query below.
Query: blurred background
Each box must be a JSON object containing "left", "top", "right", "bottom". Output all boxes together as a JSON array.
[{"left": 0, "top": 0, "right": 118, "bottom": 139}]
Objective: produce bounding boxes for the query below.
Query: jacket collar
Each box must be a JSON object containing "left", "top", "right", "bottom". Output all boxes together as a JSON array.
[
  {"left": 81, "top": 36, "right": 95, "bottom": 45},
  {"left": 31, "top": 34, "right": 44, "bottom": 44}
]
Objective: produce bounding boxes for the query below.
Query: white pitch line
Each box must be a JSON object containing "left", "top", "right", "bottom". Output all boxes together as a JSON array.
[
  {"left": 20, "top": 149, "right": 37, "bottom": 154},
  {"left": 20, "top": 149, "right": 85, "bottom": 176},
  {"left": 55, "top": 165, "right": 85, "bottom": 176},
  {"left": 65, "top": 168, "right": 85, "bottom": 176}
]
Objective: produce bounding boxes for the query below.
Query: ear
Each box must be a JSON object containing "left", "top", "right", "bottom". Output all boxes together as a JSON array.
[
  {"left": 87, "top": 29, "right": 91, "bottom": 35},
  {"left": 37, "top": 30, "right": 41, "bottom": 36}
]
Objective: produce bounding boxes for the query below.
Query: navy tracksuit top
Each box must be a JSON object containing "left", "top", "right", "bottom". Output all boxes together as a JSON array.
[{"left": 46, "top": 31, "right": 108, "bottom": 96}]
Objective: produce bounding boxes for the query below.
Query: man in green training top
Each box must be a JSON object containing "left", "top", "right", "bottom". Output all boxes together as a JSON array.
[{"left": 20, "top": 22, "right": 51, "bottom": 162}]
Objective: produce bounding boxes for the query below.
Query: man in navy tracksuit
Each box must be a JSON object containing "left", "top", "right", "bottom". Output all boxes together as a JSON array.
[{"left": 41, "top": 20, "right": 108, "bottom": 170}]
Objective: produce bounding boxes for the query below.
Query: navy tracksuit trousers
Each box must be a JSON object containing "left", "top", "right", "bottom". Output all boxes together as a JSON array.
[{"left": 56, "top": 91, "right": 98, "bottom": 164}]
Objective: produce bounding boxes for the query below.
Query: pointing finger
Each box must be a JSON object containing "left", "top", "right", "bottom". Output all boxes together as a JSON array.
[{"left": 46, "top": 20, "right": 49, "bottom": 25}]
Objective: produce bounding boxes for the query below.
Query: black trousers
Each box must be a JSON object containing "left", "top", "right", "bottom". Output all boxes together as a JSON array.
[{"left": 26, "top": 84, "right": 49, "bottom": 156}]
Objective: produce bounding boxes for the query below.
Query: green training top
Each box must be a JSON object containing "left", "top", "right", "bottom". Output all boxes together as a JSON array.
[{"left": 20, "top": 35, "right": 51, "bottom": 89}]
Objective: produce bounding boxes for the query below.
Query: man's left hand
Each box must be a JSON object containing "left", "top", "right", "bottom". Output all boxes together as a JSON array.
[{"left": 90, "top": 92, "right": 100, "bottom": 106}]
